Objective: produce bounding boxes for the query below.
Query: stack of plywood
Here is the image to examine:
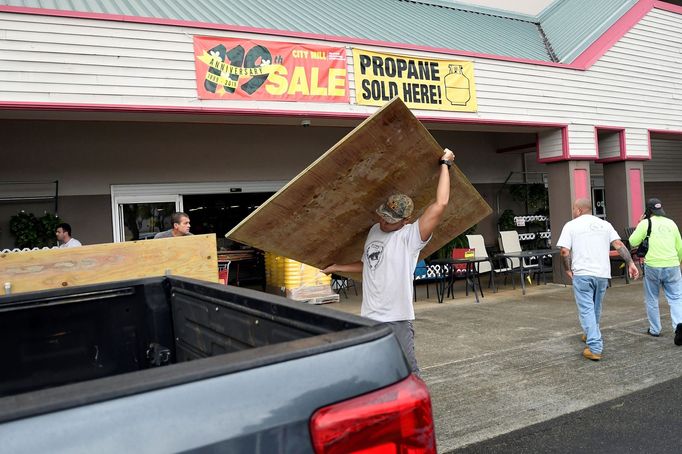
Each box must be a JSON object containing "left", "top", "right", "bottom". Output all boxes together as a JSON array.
[
  {"left": 227, "top": 97, "right": 492, "bottom": 280},
  {"left": 0, "top": 234, "right": 219, "bottom": 295}
]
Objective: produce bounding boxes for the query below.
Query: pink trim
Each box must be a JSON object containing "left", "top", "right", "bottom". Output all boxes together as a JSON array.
[
  {"left": 570, "top": 0, "right": 656, "bottom": 68},
  {"left": 628, "top": 168, "right": 644, "bottom": 227},
  {"left": 654, "top": 1, "right": 682, "bottom": 14},
  {"left": 643, "top": 128, "right": 682, "bottom": 161},
  {"left": 535, "top": 127, "right": 564, "bottom": 163},
  {"left": 0, "top": 1, "right": 668, "bottom": 71},
  {"left": 535, "top": 126, "right": 593, "bottom": 163},
  {"left": 649, "top": 128, "right": 682, "bottom": 136},
  {"left": 0, "top": 100, "right": 568, "bottom": 128},
  {"left": 562, "top": 126, "right": 570, "bottom": 158},
  {"left": 573, "top": 169, "right": 589, "bottom": 199},
  {"left": 648, "top": 130, "right": 652, "bottom": 161},
  {"left": 594, "top": 126, "right": 625, "bottom": 131},
  {"left": 594, "top": 126, "right": 627, "bottom": 162}
]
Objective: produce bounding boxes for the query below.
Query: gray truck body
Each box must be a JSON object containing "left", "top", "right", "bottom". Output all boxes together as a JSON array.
[{"left": 0, "top": 277, "right": 411, "bottom": 453}]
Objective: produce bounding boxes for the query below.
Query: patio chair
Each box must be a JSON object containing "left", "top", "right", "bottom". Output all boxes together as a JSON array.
[
  {"left": 466, "top": 234, "right": 509, "bottom": 289},
  {"left": 499, "top": 230, "right": 539, "bottom": 282},
  {"left": 413, "top": 259, "right": 446, "bottom": 301},
  {"left": 331, "top": 274, "right": 358, "bottom": 299},
  {"left": 447, "top": 248, "right": 473, "bottom": 298}
]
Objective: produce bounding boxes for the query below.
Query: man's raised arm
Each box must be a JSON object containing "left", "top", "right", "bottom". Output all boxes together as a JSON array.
[{"left": 418, "top": 148, "right": 455, "bottom": 242}]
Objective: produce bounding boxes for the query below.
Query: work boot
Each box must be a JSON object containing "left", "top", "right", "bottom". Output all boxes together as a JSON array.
[
  {"left": 582, "top": 347, "right": 602, "bottom": 361},
  {"left": 581, "top": 334, "right": 586, "bottom": 343},
  {"left": 675, "top": 323, "right": 682, "bottom": 346}
]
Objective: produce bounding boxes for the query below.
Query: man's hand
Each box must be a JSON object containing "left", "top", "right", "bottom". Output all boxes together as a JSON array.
[
  {"left": 321, "top": 264, "right": 337, "bottom": 275},
  {"left": 443, "top": 148, "right": 455, "bottom": 161},
  {"left": 613, "top": 240, "right": 639, "bottom": 280},
  {"left": 560, "top": 247, "right": 572, "bottom": 278}
]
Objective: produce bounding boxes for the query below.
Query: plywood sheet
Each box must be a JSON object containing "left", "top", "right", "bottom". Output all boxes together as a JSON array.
[
  {"left": 227, "top": 97, "right": 492, "bottom": 274},
  {"left": 0, "top": 234, "right": 218, "bottom": 295}
]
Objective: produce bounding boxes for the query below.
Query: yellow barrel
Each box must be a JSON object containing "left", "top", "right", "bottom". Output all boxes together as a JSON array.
[
  {"left": 266, "top": 254, "right": 330, "bottom": 290},
  {"left": 284, "top": 258, "right": 303, "bottom": 288},
  {"left": 274, "top": 255, "right": 284, "bottom": 287}
]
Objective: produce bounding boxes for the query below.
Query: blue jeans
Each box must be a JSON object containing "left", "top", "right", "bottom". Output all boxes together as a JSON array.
[
  {"left": 643, "top": 265, "right": 682, "bottom": 335},
  {"left": 572, "top": 275, "right": 609, "bottom": 354}
]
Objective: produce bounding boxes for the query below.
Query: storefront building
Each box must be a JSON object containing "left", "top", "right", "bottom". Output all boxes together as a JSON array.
[{"left": 1, "top": 0, "right": 681, "bottom": 256}]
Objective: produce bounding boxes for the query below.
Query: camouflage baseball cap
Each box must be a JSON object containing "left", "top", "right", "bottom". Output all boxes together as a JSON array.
[{"left": 376, "top": 194, "right": 414, "bottom": 224}]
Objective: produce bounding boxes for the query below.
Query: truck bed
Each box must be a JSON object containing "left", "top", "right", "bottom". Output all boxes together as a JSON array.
[{"left": 0, "top": 277, "right": 413, "bottom": 453}]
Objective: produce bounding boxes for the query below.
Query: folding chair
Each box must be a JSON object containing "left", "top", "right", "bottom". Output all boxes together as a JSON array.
[
  {"left": 466, "top": 234, "right": 508, "bottom": 290},
  {"left": 331, "top": 274, "right": 358, "bottom": 299},
  {"left": 433, "top": 248, "right": 465, "bottom": 299},
  {"left": 413, "top": 259, "right": 446, "bottom": 301},
  {"left": 499, "top": 230, "right": 539, "bottom": 283}
]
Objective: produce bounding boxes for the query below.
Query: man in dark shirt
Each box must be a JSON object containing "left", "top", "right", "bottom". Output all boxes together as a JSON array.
[{"left": 154, "top": 212, "right": 192, "bottom": 239}]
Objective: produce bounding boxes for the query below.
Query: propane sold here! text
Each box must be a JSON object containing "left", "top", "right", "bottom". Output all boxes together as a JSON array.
[
  {"left": 357, "top": 54, "right": 443, "bottom": 104},
  {"left": 352, "top": 48, "right": 478, "bottom": 112}
]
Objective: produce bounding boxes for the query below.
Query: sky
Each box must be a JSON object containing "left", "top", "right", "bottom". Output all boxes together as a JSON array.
[{"left": 454, "top": 0, "right": 555, "bottom": 15}]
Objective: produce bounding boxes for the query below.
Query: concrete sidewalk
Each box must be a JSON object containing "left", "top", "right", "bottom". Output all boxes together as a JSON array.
[{"left": 325, "top": 278, "right": 682, "bottom": 453}]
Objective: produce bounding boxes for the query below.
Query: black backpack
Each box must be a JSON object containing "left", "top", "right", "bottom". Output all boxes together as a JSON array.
[{"left": 635, "top": 218, "right": 652, "bottom": 258}]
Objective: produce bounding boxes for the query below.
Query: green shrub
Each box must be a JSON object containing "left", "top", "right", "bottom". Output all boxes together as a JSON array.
[{"left": 9, "top": 211, "right": 61, "bottom": 249}]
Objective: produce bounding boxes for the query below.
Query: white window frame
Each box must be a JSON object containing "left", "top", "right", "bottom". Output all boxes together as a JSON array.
[{"left": 111, "top": 181, "right": 287, "bottom": 242}]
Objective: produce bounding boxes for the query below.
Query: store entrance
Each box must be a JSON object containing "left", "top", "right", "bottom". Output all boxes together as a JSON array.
[
  {"left": 183, "top": 192, "right": 274, "bottom": 241},
  {"left": 184, "top": 192, "right": 275, "bottom": 288}
]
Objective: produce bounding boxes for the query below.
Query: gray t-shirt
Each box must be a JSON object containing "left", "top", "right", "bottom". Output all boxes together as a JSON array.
[
  {"left": 153, "top": 230, "right": 193, "bottom": 239},
  {"left": 361, "top": 220, "right": 429, "bottom": 322}
]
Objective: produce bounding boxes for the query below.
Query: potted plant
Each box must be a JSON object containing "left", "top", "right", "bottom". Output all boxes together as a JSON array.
[{"left": 9, "top": 211, "right": 61, "bottom": 249}]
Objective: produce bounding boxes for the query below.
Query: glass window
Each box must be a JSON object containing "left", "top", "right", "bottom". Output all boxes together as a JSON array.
[{"left": 120, "top": 202, "right": 175, "bottom": 241}]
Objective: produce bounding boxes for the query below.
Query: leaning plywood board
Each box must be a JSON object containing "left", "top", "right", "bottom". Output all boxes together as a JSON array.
[
  {"left": 227, "top": 97, "right": 492, "bottom": 274},
  {"left": 0, "top": 234, "right": 218, "bottom": 295}
]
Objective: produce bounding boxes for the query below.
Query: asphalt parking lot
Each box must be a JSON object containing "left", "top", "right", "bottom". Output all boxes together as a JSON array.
[{"left": 328, "top": 277, "right": 682, "bottom": 452}]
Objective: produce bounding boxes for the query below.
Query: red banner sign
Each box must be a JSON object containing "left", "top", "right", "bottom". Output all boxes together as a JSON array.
[{"left": 194, "top": 36, "right": 348, "bottom": 102}]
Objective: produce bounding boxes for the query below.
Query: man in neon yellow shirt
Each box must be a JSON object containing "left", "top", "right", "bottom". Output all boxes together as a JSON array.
[{"left": 629, "top": 198, "right": 682, "bottom": 345}]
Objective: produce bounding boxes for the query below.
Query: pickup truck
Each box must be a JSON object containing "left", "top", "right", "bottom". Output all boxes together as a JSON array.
[{"left": 0, "top": 276, "right": 435, "bottom": 453}]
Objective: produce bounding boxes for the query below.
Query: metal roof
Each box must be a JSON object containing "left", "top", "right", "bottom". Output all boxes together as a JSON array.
[
  {"left": 0, "top": 0, "right": 636, "bottom": 64},
  {"left": 539, "top": 0, "right": 638, "bottom": 62}
]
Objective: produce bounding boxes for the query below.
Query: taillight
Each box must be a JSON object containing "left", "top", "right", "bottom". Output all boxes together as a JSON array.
[{"left": 310, "top": 374, "right": 436, "bottom": 454}]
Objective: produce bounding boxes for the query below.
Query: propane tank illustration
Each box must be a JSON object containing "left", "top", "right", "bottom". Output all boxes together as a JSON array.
[{"left": 443, "top": 64, "right": 471, "bottom": 106}]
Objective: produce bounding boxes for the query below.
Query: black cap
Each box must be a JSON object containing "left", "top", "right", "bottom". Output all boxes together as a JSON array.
[{"left": 646, "top": 198, "right": 665, "bottom": 216}]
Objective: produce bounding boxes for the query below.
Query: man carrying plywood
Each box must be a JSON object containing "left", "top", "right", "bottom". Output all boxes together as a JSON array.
[{"left": 323, "top": 148, "right": 455, "bottom": 375}]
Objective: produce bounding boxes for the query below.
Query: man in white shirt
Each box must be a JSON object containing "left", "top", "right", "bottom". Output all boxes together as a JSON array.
[
  {"left": 556, "top": 198, "right": 638, "bottom": 361},
  {"left": 56, "top": 223, "right": 82, "bottom": 248},
  {"left": 323, "top": 148, "right": 455, "bottom": 375}
]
